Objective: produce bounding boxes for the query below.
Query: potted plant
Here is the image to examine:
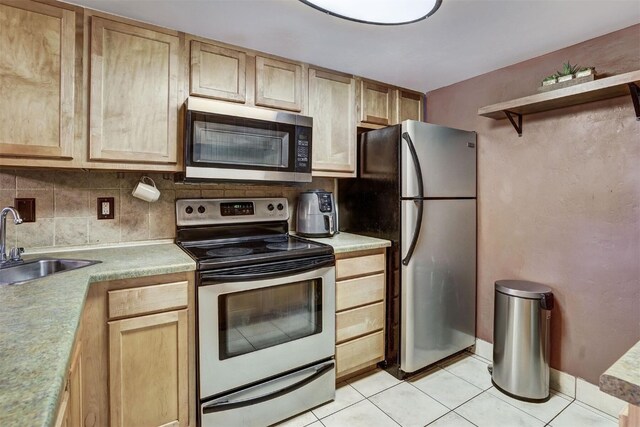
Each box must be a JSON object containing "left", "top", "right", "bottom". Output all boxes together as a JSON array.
[
  {"left": 555, "top": 61, "right": 580, "bottom": 82},
  {"left": 539, "top": 61, "right": 597, "bottom": 91}
]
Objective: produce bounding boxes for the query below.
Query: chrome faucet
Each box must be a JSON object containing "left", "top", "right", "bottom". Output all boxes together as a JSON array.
[{"left": 0, "top": 206, "right": 23, "bottom": 266}]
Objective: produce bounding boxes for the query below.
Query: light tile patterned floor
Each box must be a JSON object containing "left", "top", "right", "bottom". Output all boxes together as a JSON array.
[{"left": 275, "top": 352, "right": 618, "bottom": 427}]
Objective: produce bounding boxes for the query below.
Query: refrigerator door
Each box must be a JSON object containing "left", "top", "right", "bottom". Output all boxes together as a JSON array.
[
  {"left": 401, "top": 121, "right": 476, "bottom": 198},
  {"left": 400, "top": 199, "right": 476, "bottom": 374}
]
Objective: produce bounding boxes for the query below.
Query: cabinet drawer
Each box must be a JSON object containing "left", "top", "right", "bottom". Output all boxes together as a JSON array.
[
  {"left": 336, "top": 302, "right": 384, "bottom": 344},
  {"left": 108, "top": 281, "right": 188, "bottom": 319},
  {"left": 336, "top": 331, "right": 384, "bottom": 378},
  {"left": 336, "top": 273, "right": 384, "bottom": 311},
  {"left": 336, "top": 253, "right": 384, "bottom": 280}
]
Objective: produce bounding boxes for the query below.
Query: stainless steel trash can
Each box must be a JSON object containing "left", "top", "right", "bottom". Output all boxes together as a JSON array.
[{"left": 492, "top": 280, "right": 554, "bottom": 401}]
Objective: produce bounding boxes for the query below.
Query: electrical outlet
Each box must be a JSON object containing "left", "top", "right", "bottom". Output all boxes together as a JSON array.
[
  {"left": 14, "top": 198, "right": 36, "bottom": 222},
  {"left": 97, "top": 197, "right": 115, "bottom": 220}
]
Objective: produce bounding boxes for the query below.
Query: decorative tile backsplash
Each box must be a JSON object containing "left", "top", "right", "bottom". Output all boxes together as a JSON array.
[{"left": 0, "top": 169, "right": 334, "bottom": 251}]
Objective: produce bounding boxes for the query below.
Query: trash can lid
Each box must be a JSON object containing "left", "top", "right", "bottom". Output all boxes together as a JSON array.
[{"left": 495, "top": 280, "right": 553, "bottom": 299}]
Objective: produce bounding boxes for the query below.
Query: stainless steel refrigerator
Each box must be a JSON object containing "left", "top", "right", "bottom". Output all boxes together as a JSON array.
[{"left": 338, "top": 120, "right": 476, "bottom": 378}]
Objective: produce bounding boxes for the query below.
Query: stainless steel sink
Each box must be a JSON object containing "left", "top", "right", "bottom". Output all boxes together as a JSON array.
[{"left": 0, "top": 258, "right": 101, "bottom": 286}]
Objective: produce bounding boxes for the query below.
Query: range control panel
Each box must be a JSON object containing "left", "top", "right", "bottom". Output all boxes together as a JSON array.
[{"left": 176, "top": 198, "right": 288, "bottom": 226}]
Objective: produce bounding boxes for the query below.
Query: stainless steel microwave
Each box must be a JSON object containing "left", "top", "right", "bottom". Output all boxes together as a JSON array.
[{"left": 181, "top": 97, "right": 312, "bottom": 183}]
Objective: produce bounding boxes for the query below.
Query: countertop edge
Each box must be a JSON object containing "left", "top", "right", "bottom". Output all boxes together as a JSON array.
[
  {"left": 598, "top": 340, "right": 640, "bottom": 406},
  {"left": 600, "top": 374, "right": 640, "bottom": 406},
  {"left": 294, "top": 232, "right": 392, "bottom": 254}
]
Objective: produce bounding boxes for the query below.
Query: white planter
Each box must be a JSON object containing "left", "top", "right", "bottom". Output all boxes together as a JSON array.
[
  {"left": 557, "top": 74, "right": 574, "bottom": 82},
  {"left": 575, "top": 68, "right": 595, "bottom": 78}
]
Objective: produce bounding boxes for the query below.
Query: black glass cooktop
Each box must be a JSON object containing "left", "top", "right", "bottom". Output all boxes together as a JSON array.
[{"left": 179, "top": 234, "right": 332, "bottom": 269}]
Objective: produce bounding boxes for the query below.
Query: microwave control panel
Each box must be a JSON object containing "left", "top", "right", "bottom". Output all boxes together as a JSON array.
[{"left": 295, "top": 127, "right": 311, "bottom": 171}]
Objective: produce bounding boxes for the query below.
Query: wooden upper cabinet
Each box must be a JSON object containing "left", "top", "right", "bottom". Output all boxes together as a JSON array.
[
  {"left": 359, "top": 80, "right": 395, "bottom": 127},
  {"left": 396, "top": 90, "right": 424, "bottom": 122},
  {"left": 308, "top": 69, "right": 357, "bottom": 177},
  {"left": 190, "top": 41, "right": 246, "bottom": 103},
  {"left": 255, "top": 56, "right": 303, "bottom": 112},
  {"left": 109, "top": 309, "right": 188, "bottom": 427},
  {"left": 0, "top": 0, "right": 75, "bottom": 159},
  {"left": 89, "top": 17, "right": 179, "bottom": 164}
]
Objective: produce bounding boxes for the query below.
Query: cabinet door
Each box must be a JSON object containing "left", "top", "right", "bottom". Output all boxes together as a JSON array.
[
  {"left": 109, "top": 310, "right": 188, "bottom": 427},
  {"left": 255, "top": 56, "right": 303, "bottom": 112},
  {"left": 89, "top": 17, "right": 179, "bottom": 164},
  {"left": 0, "top": 0, "right": 75, "bottom": 159},
  {"left": 54, "top": 388, "right": 70, "bottom": 427},
  {"left": 190, "top": 41, "right": 246, "bottom": 103},
  {"left": 308, "top": 69, "right": 356, "bottom": 176},
  {"left": 336, "top": 331, "right": 384, "bottom": 378},
  {"left": 359, "top": 80, "right": 394, "bottom": 126},
  {"left": 67, "top": 341, "right": 83, "bottom": 427},
  {"left": 396, "top": 90, "right": 424, "bottom": 122}
]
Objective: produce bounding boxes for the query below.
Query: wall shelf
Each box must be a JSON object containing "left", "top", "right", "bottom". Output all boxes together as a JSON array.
[{"left": 477, "top": 70, "right": 640, "bottom": 136}]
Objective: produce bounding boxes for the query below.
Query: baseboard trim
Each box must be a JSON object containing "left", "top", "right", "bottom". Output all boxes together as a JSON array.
[{"left": 471, "top": 338, "right": 625, "bottom": 416}]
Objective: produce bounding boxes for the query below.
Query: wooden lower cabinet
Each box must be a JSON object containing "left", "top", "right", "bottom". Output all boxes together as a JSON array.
[
  {"left": 109, "top": 310, "right": 188, "bottom": 427},
  {"left": 80, "top": 271, "right": 195, "bottom": 427},
  {"left": 334, "top": 249, "right": 386, "bottom": 380},
  {"left": 54, "top": 330, "right": 83, "bottom": 427}
]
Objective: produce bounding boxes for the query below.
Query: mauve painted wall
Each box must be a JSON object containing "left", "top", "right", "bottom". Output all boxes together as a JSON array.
[{"left": 425, "top": 24, "right": 640, "bottom": 384}]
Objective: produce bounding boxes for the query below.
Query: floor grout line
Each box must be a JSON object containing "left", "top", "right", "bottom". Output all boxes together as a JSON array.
[
  {"left": 450, "top": 409, "right": 480, "bottom": 427},
  {"left": 307, "top": 353, "right": 615, "bottom": 427}
]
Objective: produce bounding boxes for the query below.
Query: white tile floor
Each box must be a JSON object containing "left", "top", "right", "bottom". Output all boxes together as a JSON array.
[{"left": 275, "top": 352, "right": 618, "bottom": 427}]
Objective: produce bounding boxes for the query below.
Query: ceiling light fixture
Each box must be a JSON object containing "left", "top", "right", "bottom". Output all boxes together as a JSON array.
[{"left": 300, "top": 0, "right": 442, "bottom": 25}]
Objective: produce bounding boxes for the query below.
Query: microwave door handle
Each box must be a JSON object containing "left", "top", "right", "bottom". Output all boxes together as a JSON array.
[{"left": 202, "top": 361, "right": 334, "bottom": 413}]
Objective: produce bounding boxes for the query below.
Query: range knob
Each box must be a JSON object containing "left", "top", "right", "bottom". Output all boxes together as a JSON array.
[
  {"left": 267, "top": 204, "right": 275, "bottom": 211},
  {"left": 277, "top": 203, "right": 284, "bottom": 211},
  {"left": 185, "top": 206, "right": 193, "bottom": 214},
  {"left": 198, "top": 205, "right": 206, "bottom": 214}
]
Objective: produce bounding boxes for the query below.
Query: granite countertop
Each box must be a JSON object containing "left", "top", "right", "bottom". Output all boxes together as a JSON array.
[
  {"left": 297, "top": 231, "right": 391, "bottom": 254},
  {"left": 599, "top": 340, "right": 640, "bottom": 405},
  {"left": 0, "top": 243, "right": 196, "bottom": 427}
]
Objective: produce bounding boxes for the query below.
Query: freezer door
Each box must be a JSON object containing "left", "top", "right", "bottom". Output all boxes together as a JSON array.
[
  {"left": 400, "top": 199, "right": 476, "bottom": 374},
  {"left": 401, "top": 121, "right": 476, "bottom": 198}
]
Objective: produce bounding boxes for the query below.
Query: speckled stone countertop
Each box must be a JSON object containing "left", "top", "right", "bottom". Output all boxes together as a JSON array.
[
  {"left": 600, "top": 340, "right": 640, "bottom": 405},
  {"left": 0, "top": 243, "right": 196, "bottom": 427},
  {"left": 296, "top": 232, "right": 391, "bottom": 254}
]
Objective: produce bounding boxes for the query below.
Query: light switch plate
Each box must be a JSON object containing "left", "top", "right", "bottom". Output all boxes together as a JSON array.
[
  {"left": 15, "top": 198, "right": 36, "bottom": 222},
  {"left": 97, "top": 197, "right": 115, "bottom": 220}
]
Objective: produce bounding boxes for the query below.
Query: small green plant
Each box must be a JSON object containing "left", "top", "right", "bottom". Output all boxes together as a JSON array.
[
  {"left": 555, "top": 61, "right": 581, "bottom": 77},
  {"left": 542, "top": 61, "right": 593, "bottom": 84}
]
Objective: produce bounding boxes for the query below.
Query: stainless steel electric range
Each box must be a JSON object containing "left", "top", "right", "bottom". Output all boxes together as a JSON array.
[{"left": 176, "top": 198, "right": 336, "bottom": 427}]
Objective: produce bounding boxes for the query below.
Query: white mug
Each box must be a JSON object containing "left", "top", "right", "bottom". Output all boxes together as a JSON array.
[{"left": 132, "top": 176, "right": 160, "bottom": 202}]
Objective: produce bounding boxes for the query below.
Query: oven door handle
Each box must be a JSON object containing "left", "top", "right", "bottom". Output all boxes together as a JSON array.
[
  {"left": 200, "top": 256, "right": 334, "bottom": 282},
  {"left": 202, "top": 360, "right": 334, "bottom": 413}
]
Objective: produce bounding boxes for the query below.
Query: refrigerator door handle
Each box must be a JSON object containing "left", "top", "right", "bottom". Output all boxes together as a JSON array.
[
  {"left": 402, "top": 132, "right": 424, "bottom": 198},
  {"left": 401, "top": 131, "right": 425, "bottom": 266}
]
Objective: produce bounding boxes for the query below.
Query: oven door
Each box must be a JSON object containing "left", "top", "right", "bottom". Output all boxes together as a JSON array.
[{"left": 198, "top": 258, "right": 335, "bottom": 399}]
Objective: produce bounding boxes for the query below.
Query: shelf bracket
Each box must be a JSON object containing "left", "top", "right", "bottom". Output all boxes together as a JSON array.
[
  {"left": 628, "top": 83, "right": 640, "bottom": 121},
  {"left": 503, "top": 110, "right": 523, "bottom": 137}
]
